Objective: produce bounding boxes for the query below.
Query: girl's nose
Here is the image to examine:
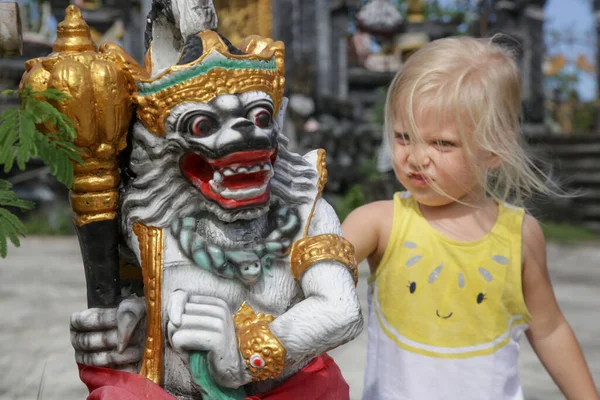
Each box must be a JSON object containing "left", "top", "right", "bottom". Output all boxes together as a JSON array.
[{"left": 407, "top": 145, "right": 431, "bottom": 168}]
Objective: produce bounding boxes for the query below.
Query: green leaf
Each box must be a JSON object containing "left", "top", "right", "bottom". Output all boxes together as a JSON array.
[
  {"left": 0, "top": 228, "right": 7, "bottom": 258},
  {"left": 0, "top": 86, "right": 87, "bottom": 257},
  {"left": 0, "top": 181, "right": 35, "bottom": 210},
  {"left": 0, "top": 207, "right": 29, "bottom": 258},
  {"left": 1, "top": 89, "right": 17, "bottom": 96}
]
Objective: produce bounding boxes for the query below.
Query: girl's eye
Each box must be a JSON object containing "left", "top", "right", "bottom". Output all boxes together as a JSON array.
[
  {"left": 395, "top": 133, "right": 410, "bottom": 145},
  {"left": 248, "top": 107, "right": 273, "bottom": 128},
  {"left": 190, "top": 116, "right": 214, "bottom": 137},
  {"left": 407, "top": 281, "right": 417, "bottom": 294},
  {"left": 477, "top": 292, "right": 486, "bottom": 304},
  {"left": 435, "top": 139, "right": 455, "bottom": 148}
]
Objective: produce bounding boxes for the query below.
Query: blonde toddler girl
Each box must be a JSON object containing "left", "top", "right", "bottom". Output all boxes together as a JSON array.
[{"left": 343, "top": 36, "right": 598, "bottom": 400}]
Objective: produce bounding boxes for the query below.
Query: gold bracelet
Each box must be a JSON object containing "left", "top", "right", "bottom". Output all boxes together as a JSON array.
[
  {"left": 234, "top": 302, "right": 286, "bottom": 381},
  {"left": 289, "top": 234, "right": 358, "bottom": 285}
]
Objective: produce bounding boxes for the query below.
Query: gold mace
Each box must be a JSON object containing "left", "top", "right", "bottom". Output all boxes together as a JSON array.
[{"left": 20, "top": 6, "right": 148, "bottom": 307}]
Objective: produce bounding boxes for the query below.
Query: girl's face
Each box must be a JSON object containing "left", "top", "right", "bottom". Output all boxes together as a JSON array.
[{"left": 392, "top": 110, "right": 496, "bottom": 207}]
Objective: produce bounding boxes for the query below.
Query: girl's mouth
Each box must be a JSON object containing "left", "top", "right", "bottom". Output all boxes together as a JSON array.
[{"left": 408, "top": 172, "right": 429, "bottom": 187}]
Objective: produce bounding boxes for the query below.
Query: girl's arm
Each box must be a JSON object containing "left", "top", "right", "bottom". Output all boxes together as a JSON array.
[
  {"left": 341, "top": 201, "right": 388, "bottom": 266},
  {"left": 522, "top": 215, "right": 599, "bottom": 400}
]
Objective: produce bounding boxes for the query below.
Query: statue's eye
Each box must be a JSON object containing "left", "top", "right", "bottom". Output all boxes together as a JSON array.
[
  {"left": 248, "top": 107, "right": 272, "bottom": 128},
  {"left": 189, "top": 116, "right": 214, "bottom": 137}
]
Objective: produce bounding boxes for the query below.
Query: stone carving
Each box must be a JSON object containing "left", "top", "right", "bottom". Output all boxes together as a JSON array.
[{"left": 20, "top": 1, "right": 363, "bottom": 399}]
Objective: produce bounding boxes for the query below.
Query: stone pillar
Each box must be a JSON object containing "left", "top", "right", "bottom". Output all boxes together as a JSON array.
[
  {"left": 331, "top": 7, "right": 349, "bottom": 99},
  {"left": 522, "top": 1, "right": 546, "bottom": 126},
  {"left": 0, "top": 2, "right": 23, "bottom": 57},
  {"left": 594, "top": 0, "right": 600, "bottom": 131},
  {"left": 315, "top": 0, "right": 332, "bottom": 98},
  {"left": 490, "top": 0, "right": 547, "bottom": 128}
]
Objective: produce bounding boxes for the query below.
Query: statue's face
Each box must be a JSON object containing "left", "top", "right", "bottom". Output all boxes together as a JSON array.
[{"left": 166, "top": 91, "right": 278, "bottom": 213}]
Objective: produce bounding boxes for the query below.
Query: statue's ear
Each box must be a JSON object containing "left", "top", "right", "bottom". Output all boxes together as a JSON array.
[{"left": 275, "top": 97, "right": 289, "bottom": 130}]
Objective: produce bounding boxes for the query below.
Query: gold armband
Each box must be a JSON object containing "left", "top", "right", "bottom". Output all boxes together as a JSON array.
[
  {"left": 290, "top": 234, "right": 358, "bottom": 285},
  {"left": 234, "top": 302, "right": 286, "bottom": 381}
]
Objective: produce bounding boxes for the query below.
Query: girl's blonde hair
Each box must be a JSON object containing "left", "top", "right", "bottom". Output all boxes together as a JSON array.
[{"left": 384, "top": 35, "right": 552, "bottom": 206}]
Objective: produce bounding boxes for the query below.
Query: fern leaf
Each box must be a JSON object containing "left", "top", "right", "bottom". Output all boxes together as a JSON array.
[
  {"left": 0, "top": 208, "right": 28, "bottom": 258},
  {"left": 1, "top": 88, "right": 18, "bottom": 97},
  {"left": 6, "top": 229, "right": 20, "bottom": 248},
  {"left": 0, "top": 227, "right": 7, "bottom": 258},
  {"left": 0, "top": 207, "right": 27, "bottom": 232},
  {"left": 32, "top": 87, "right": 69, "bottom": 102},
  {"left": 0, "top": 181, "right": 34, "bottom": 210}
]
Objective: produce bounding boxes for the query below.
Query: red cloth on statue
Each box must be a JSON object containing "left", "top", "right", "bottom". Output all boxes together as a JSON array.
[
  {"left": 244, "top": 354, "right": 349, "bottom": 400},
  {"left": 78, "top": 353, "right": 348, "bottom": 400},
  {"left": 78, "top": 364, "right": 176, "bottom": 400}
]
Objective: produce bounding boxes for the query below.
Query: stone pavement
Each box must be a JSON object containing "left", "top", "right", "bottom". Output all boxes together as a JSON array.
[{"left": 1, "top": 237, "right": 599, "bottom": 400}]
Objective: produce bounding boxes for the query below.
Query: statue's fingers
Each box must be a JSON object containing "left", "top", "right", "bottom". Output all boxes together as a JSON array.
[
  {"left": 188, "top": 295, "right": 230, "bottom": 311},
  {"left": 116, "top": 298, "right": 145, "bottom": 353},
  {"left": 71, "top": 308, "right": 117, "bottom": 331},
  {"left": 183, "top": 303, "right": 228, "bottom": 320},
  {"left": 167, "top": 290, "right": 189, "bottom": 328},
  {"left": 171, "top": 329, "right": 220, "bottom": 353},
  {"left": 76, "top": 347, "right": 143, "bottom": 367},
  {"left": 71, "top": 329, "right": 118, "bottom": 352},
  {"left": 180, "top": 314, "right": 223, "bottom": 332}
]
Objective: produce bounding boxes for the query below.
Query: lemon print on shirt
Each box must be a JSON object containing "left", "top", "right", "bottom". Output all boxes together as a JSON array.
[{"left": 375, "top": 241, "right": 531, "bottom": 358}]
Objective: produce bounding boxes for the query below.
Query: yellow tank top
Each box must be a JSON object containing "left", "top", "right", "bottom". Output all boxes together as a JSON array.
[
  {"left": 362, "top": 192, "right": 533, "bottom": 399},
  {"left": 373, "top": 191, "right": 531, "bottom": 357}
]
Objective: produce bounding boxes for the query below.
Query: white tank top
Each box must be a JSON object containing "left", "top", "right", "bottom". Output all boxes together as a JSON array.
[{"left": 362, "top": 192, "right": 531, "bottom": 400}]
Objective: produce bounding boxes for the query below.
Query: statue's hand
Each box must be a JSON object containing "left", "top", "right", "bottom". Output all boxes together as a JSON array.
[
  {"left": 167, "top": 290, "right": 247, "bottom": 388},
  {"left": 70, "top": 297, "right": 146, "bottom": 373}
]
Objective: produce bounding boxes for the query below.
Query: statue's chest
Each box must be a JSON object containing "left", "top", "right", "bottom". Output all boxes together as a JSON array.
[{"left": 161, "top": 230, "right": 302, "bottom": 316}]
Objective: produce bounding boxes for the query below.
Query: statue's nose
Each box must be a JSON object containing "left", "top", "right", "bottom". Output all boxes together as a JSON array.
[{"left": 230, "top": 119, "right": 255, "bottom": 137}]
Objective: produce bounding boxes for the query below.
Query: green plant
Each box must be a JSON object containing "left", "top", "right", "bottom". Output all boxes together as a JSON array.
[
  {"left": 335, "top": 185, "right": 367, "bottom": 222},
  {"left": 540, "top": 221, "right": 598, "bottom": 244},
  {"left": 0, "top": 87, "right": 82, "bottom": 257}
]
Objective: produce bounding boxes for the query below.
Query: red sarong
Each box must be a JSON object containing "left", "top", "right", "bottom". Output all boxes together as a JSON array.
[{"left": 78, "top": 353, "right": 349, "bottom": 400}]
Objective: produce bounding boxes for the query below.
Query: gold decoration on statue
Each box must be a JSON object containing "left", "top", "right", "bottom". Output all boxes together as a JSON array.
[
  {"left": 234, "top": 302, "right": 286, "bottom": 381},
  {"left": 292, "top": 150, "right": 358, "bottom": 285},
  {"left": 290, "top": 234, "right": 358, "bottom": 286},
  {"left": 213, "top": 0, "right": 272, "bottom": 47},
  {"left": 407, "top": 0, "right": 426, "bottom": 23},
  {"left": 19, "top": 5, "right": 148, "bottom": 226},
  {"left": 133, "top": 30, "right": 285, "bottom": 136},
  {"left": 133, "top": 223, "right": 164, "bottom": 385}
]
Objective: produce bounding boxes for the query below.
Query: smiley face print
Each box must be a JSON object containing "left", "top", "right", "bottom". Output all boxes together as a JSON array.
[{"left": 375, "top": 241, "right": 531, "bottom": 358}]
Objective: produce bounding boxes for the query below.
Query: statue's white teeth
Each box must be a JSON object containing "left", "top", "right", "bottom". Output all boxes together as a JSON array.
[
  {"left": 220, "top": 182, "right": 268, "bottom": 200},
  {"left": 209, "top": 179, "right": 223, "bottom": 193},
  {"left": 220, "top": 164, "right": 271, "bottom": 176},
  {"left": 213, "top": 171, "right": 224, "bottom": 183}
]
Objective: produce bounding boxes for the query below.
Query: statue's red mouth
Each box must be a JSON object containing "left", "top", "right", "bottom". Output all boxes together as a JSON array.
[{"left": 180, "top": 149, "right": 277, "bottom": 209}]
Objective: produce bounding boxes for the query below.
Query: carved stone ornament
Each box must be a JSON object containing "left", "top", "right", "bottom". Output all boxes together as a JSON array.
[{"left": 21, "top": 1, "right": 363, "bottom": 399}]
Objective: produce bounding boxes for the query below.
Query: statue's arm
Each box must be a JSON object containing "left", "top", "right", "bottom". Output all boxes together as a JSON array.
[{"left": 270, "top": 197, "right": 364, "bottom": 369}]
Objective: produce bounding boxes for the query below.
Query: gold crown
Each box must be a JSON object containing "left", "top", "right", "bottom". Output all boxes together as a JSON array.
[{"left": 133, "top": 30, "right": 285, "bottom": 136}]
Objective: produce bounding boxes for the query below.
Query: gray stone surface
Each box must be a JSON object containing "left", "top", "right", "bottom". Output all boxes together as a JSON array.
[{"left": 1, "top": 237, "right": 599, "bottom": 399}]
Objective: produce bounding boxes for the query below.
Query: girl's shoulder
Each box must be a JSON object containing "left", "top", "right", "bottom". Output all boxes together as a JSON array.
[{"left": 345, "top": 199, "right": 395, "bottom": 225}]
